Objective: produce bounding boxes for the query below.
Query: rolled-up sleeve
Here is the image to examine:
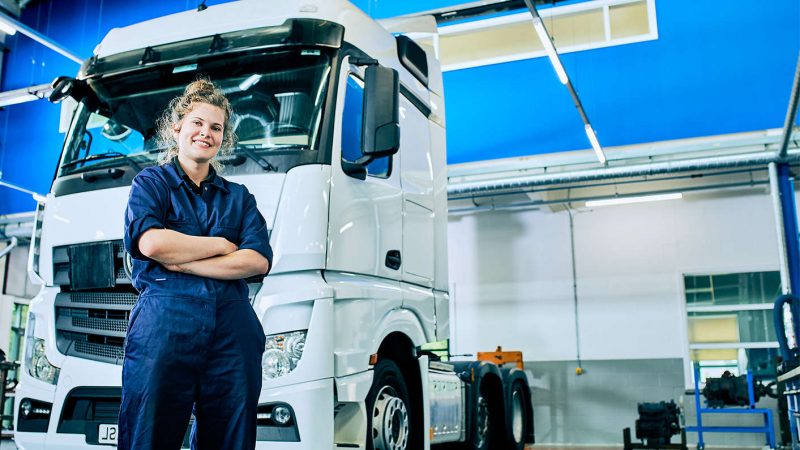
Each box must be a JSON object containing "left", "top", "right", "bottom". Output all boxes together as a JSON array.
[
  {"left": 238, "top": 188, "right": 273, "bottom": 273},
  {"left": 124, "top": 174, "right": 167, "bottom": 260}
]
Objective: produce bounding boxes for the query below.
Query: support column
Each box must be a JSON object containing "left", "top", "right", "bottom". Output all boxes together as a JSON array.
[{"left": 777, "top": 163, "right": 800, "bottom": 295}]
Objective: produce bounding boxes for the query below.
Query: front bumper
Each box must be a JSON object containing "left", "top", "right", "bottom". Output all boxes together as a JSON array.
[
  {"left": 256, "top": 378, "right": 334, "bottom": 449},
  {"left": 16, "top": 373, "right": 335, "bottom": 450},
  {"left": 14, "top": 356, "right": 122, "bottom": 450}
]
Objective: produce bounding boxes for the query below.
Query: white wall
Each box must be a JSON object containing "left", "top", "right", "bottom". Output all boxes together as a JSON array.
[{"left": 447, "top": 190, "right": 782, "bottom": 361}]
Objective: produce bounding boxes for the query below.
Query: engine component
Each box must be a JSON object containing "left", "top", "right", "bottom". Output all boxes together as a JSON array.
[
  {"left": 635, "top": 401, "right": 681, "bottom": 444},
  {"left": 702, "top": 371, "right": 776, "bottom": 408}
]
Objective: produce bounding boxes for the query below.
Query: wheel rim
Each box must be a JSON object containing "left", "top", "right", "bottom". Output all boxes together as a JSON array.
[
  {"left": 511, "top": 389, "right": 524, "bottom": 443},
  {"left": 371, "top": 385, "right": 409, "bottom": 450},
  {"left": 476, "top": 395, "right": 490, "bottom": 448}
]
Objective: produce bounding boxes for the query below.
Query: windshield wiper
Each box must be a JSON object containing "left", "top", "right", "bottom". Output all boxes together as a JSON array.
[
  {"left": 63, "top": 151, "right": 144, "bottom": 174},
  {"left": 236, "top": 145, "right": 278, "bottom": 172},
  {"left": 62, "top": 151, "right": 125, "bottom": 168}
]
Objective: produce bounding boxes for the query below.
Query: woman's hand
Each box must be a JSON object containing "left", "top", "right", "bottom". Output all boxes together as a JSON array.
[
  {"left": 215, "top": 237, "right": 239, "bottom": 255},
  {"left": 163, "top": 263, "right": 185, "bottom": 273}
]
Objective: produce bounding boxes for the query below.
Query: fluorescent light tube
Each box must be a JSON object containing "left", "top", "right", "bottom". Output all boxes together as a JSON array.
[
  {"left": 0, "top": 92, "right": 38, "bottom": 107},
  {"left": 0, "top": 17, "right": 17, "bottom": 36},
  {"left": 584, "top": 124, "right": 607, "bottom": 164},
  {"left": 532, "top": 18, "right": 568, "bottom": 85},
  {"left": 585, "top": 193, "right": 683, "bottom": 208}
]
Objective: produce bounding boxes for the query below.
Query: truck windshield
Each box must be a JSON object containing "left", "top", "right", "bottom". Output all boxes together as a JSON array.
[{"left": 56, "top": 49, "right": 331, "bottom": 185}]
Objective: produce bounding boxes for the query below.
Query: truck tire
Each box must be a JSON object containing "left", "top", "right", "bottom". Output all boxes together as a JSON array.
[
  {"left": 507, "top": 380, "right": 528, "bottom": 450},
  {"left": 366, "top": 359, "right": 414, "bottom": 450},
  {"left": 467, "top": 381, "right": 500, "bottom": 450}
]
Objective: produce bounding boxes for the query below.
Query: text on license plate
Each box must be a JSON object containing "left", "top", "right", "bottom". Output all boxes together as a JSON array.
[{"left": 98, "top": 424, "right": 118, "bottom": 444}]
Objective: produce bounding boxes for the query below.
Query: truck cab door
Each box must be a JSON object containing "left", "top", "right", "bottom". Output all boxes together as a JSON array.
[{"left": 327, "top": 57, "right": 403, "bottom": 281}]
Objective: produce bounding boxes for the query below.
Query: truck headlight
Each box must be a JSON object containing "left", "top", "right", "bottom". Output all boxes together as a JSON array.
[
  {"left": 262, "top": 330, "right": 307, "bottom": 380},
  {"left": 24, "top": 315, "right": 60, "bottom": 385}
]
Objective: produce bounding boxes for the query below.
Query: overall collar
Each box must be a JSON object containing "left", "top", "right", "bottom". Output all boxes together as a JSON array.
[{"left": 165, "top": 157, "right": 229, "bottom": 193}]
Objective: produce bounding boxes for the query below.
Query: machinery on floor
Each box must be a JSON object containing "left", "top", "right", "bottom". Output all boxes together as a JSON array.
[
  {"left": 623, "top": 400, "right": 687, "bottom": 450},
  {"left": 686, "top": 366, "right": 776, "bottom": 449}
]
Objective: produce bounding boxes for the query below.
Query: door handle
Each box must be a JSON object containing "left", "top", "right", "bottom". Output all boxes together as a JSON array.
[{"left": 385, "top": 250, "right": 401, "bottom": 270}]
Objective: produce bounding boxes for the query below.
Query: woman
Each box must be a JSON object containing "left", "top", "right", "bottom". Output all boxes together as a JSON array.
[{"left": 121, "top": 79, "right": 271, "bottom": 450}]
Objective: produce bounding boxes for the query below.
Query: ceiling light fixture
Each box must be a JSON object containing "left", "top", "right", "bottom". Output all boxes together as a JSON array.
[
  {"left": 0, "top": 11, "right": 82, "bottom": 64},
  {"left": 0, "top": 83, "right": 53, "bottom": 108},
  {"left": 0, "top": 16, "right": 17, "bottom": 35},
  {"left": 585, "top": 192, "right": 683, "bottom": 208},
  {"left": 584, "top": 125, "right": 607, "bottom": 165},
  {"left": 531, "top": 18, "right": 567, "bottom": 85},
  {"left": 523, "top": 0, "right": 608, "bottom": 166},
  {"left": 0, "top": 179, "right": 47, "bottom": 203}
]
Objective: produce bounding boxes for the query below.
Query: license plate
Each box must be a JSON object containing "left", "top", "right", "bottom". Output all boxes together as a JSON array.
[{"left": 98, "top": 424, "right": 118, "bottom": 444}]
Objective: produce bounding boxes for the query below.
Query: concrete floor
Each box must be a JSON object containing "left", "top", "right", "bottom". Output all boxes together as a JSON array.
[
  {"left": 0, "top": 439, "right": 764, "bottom": 450},
  {"left": 0, "top": 439, "right": 772, "bottom": 450},
  {"left": 0, "top": 442, "right": 542, "bottom": 449},
  {"left": 0, "top": 440, "right": 541, "bottom": 449}
]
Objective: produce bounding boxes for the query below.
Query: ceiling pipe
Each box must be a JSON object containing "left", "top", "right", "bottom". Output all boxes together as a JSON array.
[
  {"left": 0, "top": 11, "right": 82, "bottom": 64},
  {"left": 769, "top": 162, "right": 792, "bottom": 295},
  {"left": 0, "top": 212, "right": 32, "bottom": 240},
  {"left": 0, "top": 82, "right": 52, "bottom": 107},
  {"left": 0, "top": 236, "right": 17, "bottom": 260},
  {"left": 0, "top": 179, "right": 47, "bottom": 202},
  {"left": 449, "top": 179, "right": 769, "bottom": 215},
  {"left": 779, "top": 51, "right": 800, "bottom": 159},
  {"left": 406, "top": 0, "right": 569, "bottom": 24},
  {"left": 455, "top": 166, "right": 768, "bottom": 201},
  {"left": 448, "top": 148, "right": 800, "bottom": 198}
]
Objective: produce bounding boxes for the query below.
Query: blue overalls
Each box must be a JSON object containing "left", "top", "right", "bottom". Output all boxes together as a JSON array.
[{"left": 121, "top": 160, "right": 272, "bottom": 450}]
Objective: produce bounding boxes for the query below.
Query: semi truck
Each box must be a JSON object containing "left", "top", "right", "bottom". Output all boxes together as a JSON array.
[{"left": 13, "top": 1, "right": 534, "bottom": 448}]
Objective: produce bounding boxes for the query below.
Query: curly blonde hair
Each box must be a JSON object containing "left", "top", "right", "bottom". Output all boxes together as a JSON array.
[{"left": 156, "top": 78, "right": 237, "bottom": 170}]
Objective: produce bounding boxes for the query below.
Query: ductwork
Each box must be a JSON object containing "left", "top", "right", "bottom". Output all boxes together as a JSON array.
[
  {"left": 448, "top": 149, "right": 800, "bottom": 199},
  {"left": 0, "top": 212, "right": 34, "bottom": 240}
]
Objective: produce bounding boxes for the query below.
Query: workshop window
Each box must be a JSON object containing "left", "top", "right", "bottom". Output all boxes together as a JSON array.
[
  {"left": 684, "top": 271, "right": 781, "bottom": 381},
  {"left": 436, "top": 0, "right": 657, "bottom": 71},
  {"left": 341, "top": 73, "right": 390, "bottom": 178}
]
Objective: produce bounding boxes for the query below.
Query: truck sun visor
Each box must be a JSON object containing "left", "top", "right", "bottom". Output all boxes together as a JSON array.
[{"left": 84, "top": 19, "right": 344, "bottom": 78}]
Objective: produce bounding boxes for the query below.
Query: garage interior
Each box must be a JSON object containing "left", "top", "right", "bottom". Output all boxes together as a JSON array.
[{"left": 0, "top": 0, "right": 798, "bottom": 449}]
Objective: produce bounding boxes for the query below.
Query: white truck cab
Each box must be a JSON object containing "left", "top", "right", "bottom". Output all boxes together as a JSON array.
[{"left": 14, "top": 1, "right": 533, "bottom": 449}]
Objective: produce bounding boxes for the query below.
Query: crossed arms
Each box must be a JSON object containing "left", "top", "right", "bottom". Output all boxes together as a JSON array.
[{"left": 138, "top": 229, "right": 269, "bottom": 280}]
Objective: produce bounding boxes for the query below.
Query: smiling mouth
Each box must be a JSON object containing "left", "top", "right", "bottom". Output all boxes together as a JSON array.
[{"left": 193, "top": 140, "right": 212, "bottom": 148}]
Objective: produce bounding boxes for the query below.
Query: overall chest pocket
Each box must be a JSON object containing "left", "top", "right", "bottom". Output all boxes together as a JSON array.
[
  {"left": 210, "top": 223, "right": 239, "bottom": 243},
  {"left": 165, "top": 218, "right": 199, "bottom": 235}
]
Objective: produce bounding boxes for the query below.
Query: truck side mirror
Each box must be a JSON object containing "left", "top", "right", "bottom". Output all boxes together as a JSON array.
[
  {"left": 49, "top": 76, "right": 91, "bottom": 104},
  {"left": 362, "top": 65, "right": 399, "bottom": 158}
]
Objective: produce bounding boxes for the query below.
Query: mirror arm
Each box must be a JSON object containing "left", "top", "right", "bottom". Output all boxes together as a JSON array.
[{"left": 349, "top": 56, "right": 378, "bottom": 66}]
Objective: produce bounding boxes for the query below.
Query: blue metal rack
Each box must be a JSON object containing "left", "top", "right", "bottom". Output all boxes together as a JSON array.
[
  {"left": 778, "top": 361, "right": 800, "bottom": 449},
  {"left": 775, "top": 293, "right": 800, "bottom": 449},
  {"left": 685, "top": 365, "right": 776, "bottom": 449}
]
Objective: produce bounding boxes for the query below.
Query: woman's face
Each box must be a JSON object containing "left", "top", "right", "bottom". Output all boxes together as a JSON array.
[{"left": 173, "top": 102, "right": 225, "bottom": 164}]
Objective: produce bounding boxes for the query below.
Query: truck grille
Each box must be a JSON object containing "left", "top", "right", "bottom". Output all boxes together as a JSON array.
[{"left": 53, "top": 240, "right": 136, "bottom": 365}]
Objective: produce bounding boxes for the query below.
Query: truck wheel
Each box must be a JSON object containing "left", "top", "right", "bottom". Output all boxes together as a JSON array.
[
  {"left": 508, "top": 381, "right": 528, "bottom": 450},
  {"left": 474, "top": 394, "right": 491, "bottom": 449},
  {"left": 468, "top": 382, "right": 499, "bottom": 450},
  {"left": 367, "top": 359, "right": 413, "bottom": 450}
]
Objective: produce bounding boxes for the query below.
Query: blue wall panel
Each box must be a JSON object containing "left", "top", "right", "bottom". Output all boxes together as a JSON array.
[
  {"left": 0, "top": 0, "right": 230, "bottom": 214},
  {"left": 0, "top": 0, "right": 798, "bottom": 214},
  {"left": 444, "top": 0, "right": 800, "bottom": 164}
]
